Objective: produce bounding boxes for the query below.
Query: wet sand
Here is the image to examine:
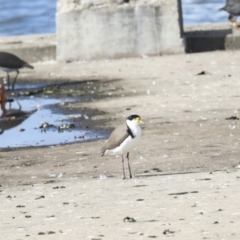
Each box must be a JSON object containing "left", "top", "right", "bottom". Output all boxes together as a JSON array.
[{"left": 1, "top": 50, "right": 240, "bottom": 239}]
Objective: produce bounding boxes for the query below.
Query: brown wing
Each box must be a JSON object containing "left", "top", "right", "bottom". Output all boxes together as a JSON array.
[{"left": 101, "top": 124, "right": 129, "bottom": 156}]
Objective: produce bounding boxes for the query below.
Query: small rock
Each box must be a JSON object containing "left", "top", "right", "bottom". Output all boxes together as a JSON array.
[
  {"left": 152, "top": 167, "right": 162, "bottom": 172},
  {"left": 35, "top": 195, "right": 45, "bottom": 200},
  {"left": 123, "top": 216, "right": 136, "bottom": 222},
  {"left": 58, "top": 123, "right": 75, "bottom": 130},
  {"left": 197, "top": 70, "right": 208, "bottom": 75},
  {"left": 163, "top": 229, "right": 175, "bottom": 235},
  {"left": 39, "top": 122, "right": 52, "bottom": 129},
  {"left": 225, "top": 116, "right": 239, "bottom": 120}
]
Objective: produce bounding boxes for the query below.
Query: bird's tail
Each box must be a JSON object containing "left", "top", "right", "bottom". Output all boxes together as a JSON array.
[
  {"left": 24, "top": 62, "right": 34, "bottom": 69},
  {"left": 219, "top": 6, "right": 226, "bottom": 11}
]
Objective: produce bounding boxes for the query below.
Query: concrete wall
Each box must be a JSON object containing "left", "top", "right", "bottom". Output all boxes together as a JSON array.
[
  {"left": 56, "top": 0, "right": 185, "bottom": 62},
  {"left": 184, "top": 23, "right": 240, "bottom": 53},
  {"left": 0, "top": 34, "right": 56, "bottom": 63}
]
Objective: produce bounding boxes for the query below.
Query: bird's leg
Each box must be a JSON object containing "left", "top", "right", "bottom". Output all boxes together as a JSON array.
[
  {"left": 7, "top": 73, "right": 10, "bottom": 90},
  {"left": 122, "top": 155, "right": 126, "bottom": 180},
  {"left": 12, "top": 70, "right": 19, "bottom": 90},
  {"left": 229, "top": 15, "right": 239, "bottom": 28},
  {"left": 229, "top": 14, "right": 236, "bottom": 22},
  {"left": 126, "top": 152, "right": 132, "bottom": 179},
  {"left": 233, "top": 21, "right": 240, "bottom": 28}
]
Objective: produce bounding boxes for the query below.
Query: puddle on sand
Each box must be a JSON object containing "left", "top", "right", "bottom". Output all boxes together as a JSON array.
[{"left": 0, "top": 82, "right": 107, "bottom": 149}]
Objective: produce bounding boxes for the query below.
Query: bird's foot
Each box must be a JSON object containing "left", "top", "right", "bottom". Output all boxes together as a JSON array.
[{"left": 233, "top": 21, "right": 240, "bottom": 28}]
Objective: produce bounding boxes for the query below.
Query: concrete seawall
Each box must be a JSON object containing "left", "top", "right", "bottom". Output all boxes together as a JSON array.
[
  {"left": 0, "top": 34, "right": 56, "bottom": 63},
  {"left": 56, "top": 0, "right": 185, "bottom": 62},
  {"left": 185, "top": 23, "right": 240, "bottom": 53}
]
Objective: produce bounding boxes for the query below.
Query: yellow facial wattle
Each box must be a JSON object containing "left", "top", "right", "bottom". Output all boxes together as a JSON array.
[{"left": 135, "top": 117, "right": 144, "bottom": 124}]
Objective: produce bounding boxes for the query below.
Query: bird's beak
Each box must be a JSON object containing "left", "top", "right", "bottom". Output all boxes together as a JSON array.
[{"left": 139, "top": 119, "right": 144, "bottom": 124}]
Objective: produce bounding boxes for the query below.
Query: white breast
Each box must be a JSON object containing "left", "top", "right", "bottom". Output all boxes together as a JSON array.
[{"left": 0, "top": 67, "right": 16, "bottom": 73}]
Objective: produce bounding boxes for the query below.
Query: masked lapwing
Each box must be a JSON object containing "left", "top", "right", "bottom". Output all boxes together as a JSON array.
[
  {"left": 101, "top": 114, "right": 143, "bottom": 179},
  {"left": 0, "top": 51, "right": 34, "bottom": 90}
]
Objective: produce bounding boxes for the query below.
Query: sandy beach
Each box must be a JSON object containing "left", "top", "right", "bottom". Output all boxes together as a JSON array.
[{"left": 1, "top": 50, "right": 240, "bottom": 239}]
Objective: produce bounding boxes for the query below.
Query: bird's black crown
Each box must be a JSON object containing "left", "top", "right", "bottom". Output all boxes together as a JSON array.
[{"left": 127, "top": 114, "right": 141, "bottom": 121}]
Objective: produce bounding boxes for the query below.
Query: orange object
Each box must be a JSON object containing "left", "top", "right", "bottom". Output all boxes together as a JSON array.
[
  {"left": 0, "top": 84, "right": 6, "bottom": 103},
  {"left": 0, "top": 84, "right": 7, "bottom": 116}
]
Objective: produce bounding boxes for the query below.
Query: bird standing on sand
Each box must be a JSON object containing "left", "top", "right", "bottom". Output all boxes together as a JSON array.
[
  {"left": 0, "top": 52, "right": 34, "bottom": 90},
  {"left": 101, "top": 114, "right": 143, "bottom": 179},
  {"left": 220, "top": 0, "right": 240, "bottom": 27}
]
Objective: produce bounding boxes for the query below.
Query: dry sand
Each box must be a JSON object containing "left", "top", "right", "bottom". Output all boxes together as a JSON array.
[{"left": 1, "top": 50, "right": 240, "bottom": 239}]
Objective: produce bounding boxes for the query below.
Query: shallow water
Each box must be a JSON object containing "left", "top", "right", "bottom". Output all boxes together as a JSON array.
[
  {"left": 0, "top": 0, "right": 231, "bottom": 37},
  {"left": 182, "top": 0, "right": 229, "bottom": 25},
  {"left": 0, "top": 83, "right": 106, "bottom": 149}
]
